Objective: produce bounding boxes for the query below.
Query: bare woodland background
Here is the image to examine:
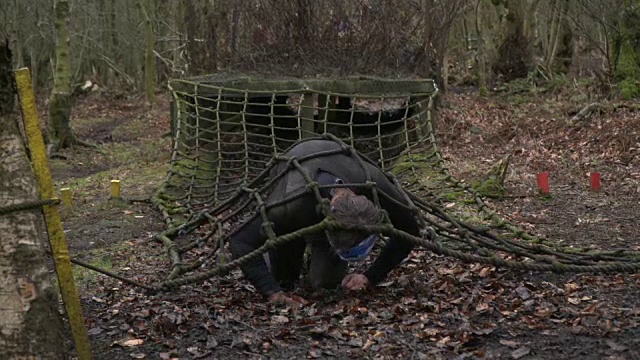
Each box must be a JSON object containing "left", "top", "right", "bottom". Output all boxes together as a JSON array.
[
  {"left": 2, "top": 0, "right": 639, "bottom": 100},
  {"left": 1, "top": 0, "right": 639, "bottom": 358}
]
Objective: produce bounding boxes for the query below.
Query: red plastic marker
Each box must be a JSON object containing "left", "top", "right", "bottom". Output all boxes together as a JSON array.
[
  {"left": 537, "top": 172, "right": 550, "bottom": 194},
  {"left": 590, "top": 172, "right": 601, "bottom": 191}
]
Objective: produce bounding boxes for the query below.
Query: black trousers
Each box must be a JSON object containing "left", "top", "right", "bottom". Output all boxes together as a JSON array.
[{"left": 267, "top": 233, "right": 348, "bottom": 290}]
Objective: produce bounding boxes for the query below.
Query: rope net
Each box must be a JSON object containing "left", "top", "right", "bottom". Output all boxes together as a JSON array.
[
  {"left": 151, "top": 74, "right": 640, "bottom": 291},
  {"left": 161, "top": 74, "right": 437, "bottom": 214}
]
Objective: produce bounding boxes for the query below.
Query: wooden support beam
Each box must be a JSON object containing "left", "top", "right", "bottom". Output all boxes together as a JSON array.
[{"left": 299, "top": 92, "right": 315, "bottom": 139}]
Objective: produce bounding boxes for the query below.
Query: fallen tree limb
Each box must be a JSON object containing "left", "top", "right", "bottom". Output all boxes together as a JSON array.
[{"left": 569, "top": 102, "right": 603, "bottom": 124}]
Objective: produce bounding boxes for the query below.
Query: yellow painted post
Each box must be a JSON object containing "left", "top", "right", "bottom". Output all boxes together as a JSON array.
[
  {"left": 14, "top": 68, "right": 93, "bottom": 360},
  {"left": 110, "top": 179, "right": 121, "bottom": 198},
  {"left": 60, "top": 187, "right": 72, "bottom": 208}
]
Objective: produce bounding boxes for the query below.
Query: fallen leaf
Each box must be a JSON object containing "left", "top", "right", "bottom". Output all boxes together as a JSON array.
[
  {"left": 470, "top": 326, "right": 495, "bottom": 335},
  {"left": 565, "top": 282, "right": 580, "bottom": 293},
  {"left": 515, "top": 286, "right": 531, "bottom": 300},
  {"left": 348, "top": 337, "right": 363, "bottom": 347},
  {"left": 87, "top": 327, "right": 103, "bottom": 336},
  {"left": 271, "top": 315, "right": 289, "bottom": 325},
  {"left": 132, "top": 309, "right": 150, "bottom": 318},
  {"left": 206, "top": 337, "right": 218, "bottom": 349},
  {"left": 362, "top": 339, "right": 376, "bottom": 350},
  {"left": 580, "top": 303, "right": 597, "bottom": 315},
  {"left": 606, "top": 340, "right": 628, "bottom": 352},
  {"left": 500, "top": 339, "right": 520, "bottom": 348},
  {"left": 115, "top": 338, "right": 144, "bottom": 347},
  {"left": 423, "top": 328, "right": 440, "bottom": 337},
  {"left": 187, "top": 346, "right": 211, "bottom": 358},
  {"left": 511, "top": 346, "right": 530, "bottom": 359},
  {"left": 479, "top": 267, "right": 492, "bottom": 277},
  {"left": 567, "top": 297, "right": 581, "bottom": 305},
  {"left": 437, "top": 336, "right": 450, "bottom": 346}
]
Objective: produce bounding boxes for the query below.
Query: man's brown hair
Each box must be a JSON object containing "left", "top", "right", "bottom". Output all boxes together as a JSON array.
[{"left": 328, "top": 194, "right": 383, "bottom": 250}]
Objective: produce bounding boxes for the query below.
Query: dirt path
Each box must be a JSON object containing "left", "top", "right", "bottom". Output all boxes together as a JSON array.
[{"left": 53, "top": 89, "right": 639, "bottom": 359}]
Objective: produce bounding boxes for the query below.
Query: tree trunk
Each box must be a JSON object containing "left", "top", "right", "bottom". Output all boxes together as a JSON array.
[
  {"left": 184, "top": 0, "right": 201, "bottom": 72},
  {"left": 418, "top": 0, "right": 467, "bottom": 91},
  {"left": 139, "top": 0, "right": 156, "bottom": 105},
  {"left": 48, "top": 0, "right": 76, "bottom": 150},
  {"left": 545, "top": 0, "right": 572, "bottom": 73},
  {"left": 110, "top": 0, "right": 119, "bottom": 70},
  {"left": 229, "top": 3, "right": 241, "bottom": 55},
  {"left": 474, "top": 0, "right": 489, "bottom": 94},
  {"left": 0, "top": 39, "right": 66, "bottom": 360},
  {"left": 0, "top": 40, "right": 15, "bottom": 115},
  {"left": 492, "top": 0, "right": 532, "bottom": 82}
]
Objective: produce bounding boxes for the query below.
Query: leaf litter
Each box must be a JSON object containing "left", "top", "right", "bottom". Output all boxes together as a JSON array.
[{"left": 58, "top": 90, "right": 640, "bottom": 359}]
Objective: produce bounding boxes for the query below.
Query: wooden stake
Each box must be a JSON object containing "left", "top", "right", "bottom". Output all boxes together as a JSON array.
[
  {"left": 110, "top": 179, "right": 121, "bottom": 198},
  {"left": 15, "top": 67, "right": 93, "bottom": 360},
  {"left": 590, "top": 172, "right": 601, "bottom": 191},
  {"left": 60, "top": 187, "right": 72, "bottom": 207},
  {"left": 537, "top": 172, "right": 550, "bottom": 194}
]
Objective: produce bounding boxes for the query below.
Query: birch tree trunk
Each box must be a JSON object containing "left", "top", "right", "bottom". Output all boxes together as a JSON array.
[
  {"left": 0, "top": 40, "right": 66, "bottom": 360},
  {"left": 48, "top": 0, "right": 76, "bottom": 150}
]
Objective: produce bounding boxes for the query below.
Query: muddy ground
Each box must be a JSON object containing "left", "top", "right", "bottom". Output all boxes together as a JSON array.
[{"left": 48, "top": 86, "right": 639, "bottom": 359}]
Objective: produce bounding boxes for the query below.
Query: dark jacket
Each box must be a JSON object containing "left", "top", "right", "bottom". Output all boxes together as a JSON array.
[{"left": 230, "top": 139, "right": 419, "bottom": 296}]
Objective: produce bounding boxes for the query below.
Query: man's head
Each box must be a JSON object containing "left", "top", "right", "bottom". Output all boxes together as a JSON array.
[{"left": 326, "top": 190, "right": 383, "bottom": 261}]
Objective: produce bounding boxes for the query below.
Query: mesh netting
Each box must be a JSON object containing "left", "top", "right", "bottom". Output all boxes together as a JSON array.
[
  {"left": 161, "top": 74, "right": 437, "bottom": 218},
  {"left": 149, "top": 74, "right": 640, "bottom": 291}
]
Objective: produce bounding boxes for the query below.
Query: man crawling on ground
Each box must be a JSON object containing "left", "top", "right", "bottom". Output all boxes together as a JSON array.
[{"left": 230, "top": 137, "right": 420, "bottom": 306}]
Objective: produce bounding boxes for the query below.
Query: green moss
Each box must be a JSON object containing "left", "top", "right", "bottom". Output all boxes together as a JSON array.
[
  {"left": 112, "top": 115, "right": 148, "bottom": 141},
  {"left": 440, "top": 191, "right": 467, "bottom": 201},
  {"left": 389, "top": 152, "right": 437, "bottom": 176},
  {"left": 617, "top": 49, "right": 640, "bottom": 99},
  {"left": 619, "top": 78, "right": 640, "bottom": 100},
  {"left": 72, "top": 255, "right": 113, "bottom": 284},
  {"left": 539, "top": 193, "right": 553, "bottom": 201},
  {"left": 613, "top": 12, "right": 640, "bottom": 100},
  {"left": 57, "top": 161, "right": 167, "bottom": 202},
  {"left": 506, "top": 94, "right": 530, "bottom": 105},
  {"left": 72, "top": 116, "right": 114, "bottom": 131},
  {"left": 472, "top": 178, "right": 505, "bottom": 197}
]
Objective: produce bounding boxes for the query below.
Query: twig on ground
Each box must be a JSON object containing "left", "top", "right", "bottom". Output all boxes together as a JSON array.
[{"left": 569, "top": 102, "right": 603, "bottom": 124}]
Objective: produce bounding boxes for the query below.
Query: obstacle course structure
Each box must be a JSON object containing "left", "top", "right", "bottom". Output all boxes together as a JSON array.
[
  {"left": 150, "top": 73, "right": 640, "bottom": 291},
  {"left": 162, "top": 74, "right": 437, "bottom": 217}
]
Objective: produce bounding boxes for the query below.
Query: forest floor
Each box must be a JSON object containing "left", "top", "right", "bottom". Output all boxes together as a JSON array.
[{"left": 46, "top": 83, "right": 640, "bottom": 359}]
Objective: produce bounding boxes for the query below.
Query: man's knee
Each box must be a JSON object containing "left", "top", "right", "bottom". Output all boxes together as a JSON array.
[
  {"left": 307, "top": 235, "right": 347, "bottom": 289},
  {"left": 309, "top": 271, "right": 343, "bottom": 289},
  {"left": 308, "top": 255, "right": 347, "bottom": 289}
]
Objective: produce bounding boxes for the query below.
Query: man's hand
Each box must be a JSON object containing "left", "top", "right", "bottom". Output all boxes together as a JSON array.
[
  {"left": 268, "top": 291, "right": 309, "bottom": 306},
  {"left": 341, "top": 273, "right": 369, "bottom": 291}
]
